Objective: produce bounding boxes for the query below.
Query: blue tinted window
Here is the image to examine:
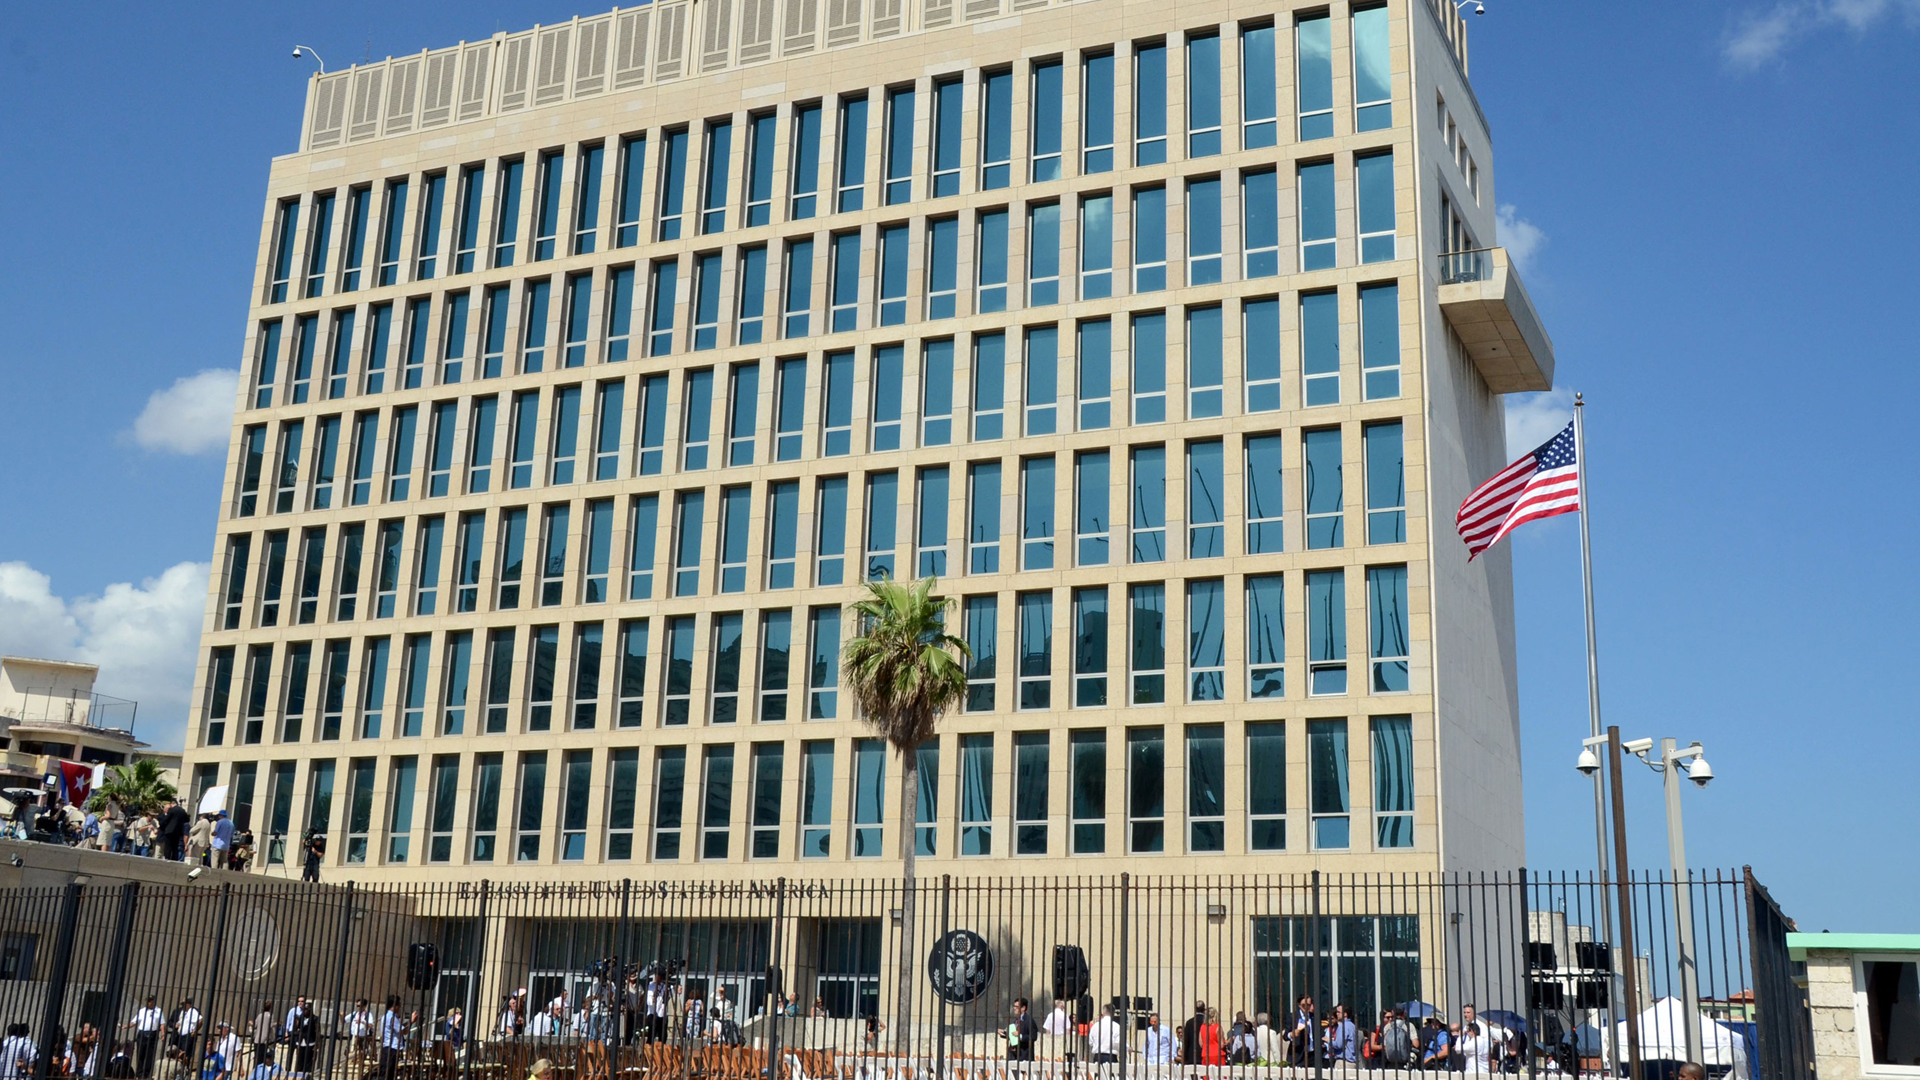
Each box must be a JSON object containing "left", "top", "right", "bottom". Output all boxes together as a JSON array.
[
  {"left": 1134, "top": 43, "right": 1167, "bottom": 165},
  {"left": 977, "top": 210, "right": 1009, "bottom": 313},
  {"left": 1297, "top": 14, "right": 1334, "bottom": 140},
  {"left": 702, "top": 121, "right": 732, "bottom": 234},
  {"left": 616, "top": 136, "right": 647, "bottom": 246},
  {"left": 1186, "top": 179, "right": 1221, "bottom": 285},
  {"left": 658, "top": 131, "right": 689, "bottom": 241},
  {"left": 1186, "top": 35, "right": 1221, "bottom": 157},
  {"left": 1244, "top": 298, "right": 1281, "bottom": 413},
  {"left": 885, "top": 88, "right": 915, "bottom": 205},
  {"left": 1357, "top": 152, "right": 1397, "bottom": 263},
  {"left": 933, "top": 79, "right": 963, "bottom": 197},
  {"left": 981, "top": 70, "right": 1013, "bottom": 189},
  {"left": 1241, "top": 25, "right": 1278, "bottom": 149},
  {"left": 1305, "top": 428, "right": 1344, "bottom": 549},
  {"left": 1353, "top": 4, "right": 1393, "bottom": 131},
  {"left": 746, "top": 114, "right": 776, "bottom": 226},
  {"left": 1082, "top": 53, "right": 1114, "bottom": 173},
  {"left": 1302, "top": 291, "right": 1340, "bottom": 406},
  {"left": 1361, "top": 282, "right": 1401, "bottom": 400},
  {"left": 837, "top": 96, "right": 868, "bottom": 213},
  {"left": 1299, "top": 161, "right": 1337, "bottom": 271},
  {"left": 1133, "top": 187, "right": 1166, "bottom": 293},
  {"left": 785, "top": 239, "right": 814, "bottom": 338},
  {"left": 791, "top": 104, "right": 822, "bottom": 219},
  {"left": 879, "top": 224, "right": 909, "bottom": 326},
  {"left": 1031, "top": 61, "right": 1063, "bottom": 182},
  {"left": 1243, "top": 169, "right": 1280, "bottom": 278}
]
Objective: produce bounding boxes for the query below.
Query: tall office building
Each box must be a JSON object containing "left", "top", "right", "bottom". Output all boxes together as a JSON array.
[{"left": 186, "top": 0, "right": 1551, "bottom": 883}]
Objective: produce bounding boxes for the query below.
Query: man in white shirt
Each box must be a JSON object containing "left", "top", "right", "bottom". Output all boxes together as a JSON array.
[
  {"left": 1253, "top": 1013, "right": 1284, "bottom": 1065},
  {"left": 2, "top": 1024, "right": 39, "bottom": 1080},
  {"left": 378, "top": 998, "right": 407, "bottom": 1080},
  {"left": 1043, "top": 1000, "right": 1071, "bottom": 1040},
  {"left": 170, "top": 1000, "right": 203, "bottom": 1055},
  {"left": 645, "top": 975, "right": 672, "bottom": 1044},
  {"left": 1085, "top": 1005, "right": 1123, "bottom": 1078},
  {"left": 1142, "top": 1013, "right": 1178, "bottom": 1067},
  {"left": 346, "top": 1001, "right": 375, "bottom": 1071},
  {"left": 127, "top": 996, "right": 167, "bottom": 1077},
  {"left": 212, "top": 1024, "right": 243, "bottom": 1079},
  {"left": 1456, "top": 1022, "right": 1493, "bottom": 1074}
]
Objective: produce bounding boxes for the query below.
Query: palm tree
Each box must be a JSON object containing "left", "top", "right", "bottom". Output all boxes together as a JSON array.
[
  {"left": 85, "top": 759, "right": 177, "bottom": 817},
  {"left": 841, "top": 576, "right": 969, "bottom": 1056}
]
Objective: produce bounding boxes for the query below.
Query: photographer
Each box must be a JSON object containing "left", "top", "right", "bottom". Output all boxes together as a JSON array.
[
  {"left": 644, "top": 970, "right": 673, "bottom": 1044},
  {"left": 299, "top": 831, "right": 325, "bottom": 884}
]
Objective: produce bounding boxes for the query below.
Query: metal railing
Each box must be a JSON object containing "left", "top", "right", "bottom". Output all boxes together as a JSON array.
[
  {"left": 0, "top": 869, "right": 1809, "bottom": 1080},
  {"left": 1439, "top": 249, "right": 1495, "bottom": 286},
  {"left": 1, "top": 687, "right": 139, "bottom": 735}
]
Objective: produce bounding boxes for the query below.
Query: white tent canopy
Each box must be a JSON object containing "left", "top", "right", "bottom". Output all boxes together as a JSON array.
[{"left": 1610, "top": 997, "right": 1750, "bottom": 1080}]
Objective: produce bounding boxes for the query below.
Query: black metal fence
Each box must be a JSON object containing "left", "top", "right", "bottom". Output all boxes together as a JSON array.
[{"left": 0, "top": 869, "right": 1810, "bottom": 1080}]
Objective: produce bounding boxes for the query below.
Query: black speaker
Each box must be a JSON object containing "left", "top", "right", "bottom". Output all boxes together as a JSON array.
[
  {"left": 1529, "top": 982, "right": 1565, "bottom": 1010},
  {"left": 1527, "top": 943, "right": 1557, "bottom": 971},
  {"left": 1052, "top": 944, "right": 1089, "bottom": 1002},
  {"left": 407, "top": 943, "right": 440, "bottom": 991},
  {"left": 1076, "top": 995, "right": 1094, "bottom": 1025},
  {"left": 1573, "top": 980, "right": 1609, "bottom": 1009},
  {"left": 1574, "top": 942, "right": 1612, "bottom": 973}
]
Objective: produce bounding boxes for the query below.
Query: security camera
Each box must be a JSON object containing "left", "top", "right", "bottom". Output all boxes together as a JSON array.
[
  {"left": 1686, "top": 756, "right": 1712, "bottom": 788},
  {"left": 187, "top": 866, "right": 205, "bottom": 880},
  {"left": 1575, "top": 748, "right": 1600, "bottom": 777},
  {"left": 1474, "top": 3, "right": 1485, "bottom": 14},
  {"left": 7, "top": 854, "right": 20, "bottom": 868},
  {"left": 292, "top": 47, "right": 304, "bottom": 58}
]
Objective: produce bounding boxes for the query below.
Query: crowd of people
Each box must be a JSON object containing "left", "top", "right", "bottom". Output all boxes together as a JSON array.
[
  {"left": 5, "top": 794, "right": 330, "bottom": 880},
  {"left": 0, "top": 993, "right": 440, "bottom": 1080},
  {"left": 996, "top": 997, "right": 1541, "bottom": 1074}
]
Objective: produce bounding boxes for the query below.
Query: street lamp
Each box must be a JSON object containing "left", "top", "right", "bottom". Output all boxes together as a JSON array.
[{"left": 1577, "top": 730, "right": 1716, "bottom": 1066}]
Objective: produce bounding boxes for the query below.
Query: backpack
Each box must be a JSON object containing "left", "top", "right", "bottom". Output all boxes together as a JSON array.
[{"left": 1384, "top": 1022, "right": 1414, "bottom": 1065}]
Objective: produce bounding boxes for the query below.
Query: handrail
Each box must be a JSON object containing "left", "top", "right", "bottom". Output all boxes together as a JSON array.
[{"left": 1438, "top": 246, "right": 1496, "bottom": 285}]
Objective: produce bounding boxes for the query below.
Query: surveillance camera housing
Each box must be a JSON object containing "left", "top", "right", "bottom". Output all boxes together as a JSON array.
[
  {"left": 1687, "top": 758, "right": 1712, "bottom": 788},
  {"left": 1575, "top": 748, "right": 1600, "bottom": 777},
  {"left": 292, "top": 47, "right": 303, "bottom": 57}
]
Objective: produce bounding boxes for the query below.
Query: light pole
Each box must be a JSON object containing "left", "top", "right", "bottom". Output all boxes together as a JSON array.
[{"left": 1577, "top": 732, "right": 1715, "bottom": 1065}]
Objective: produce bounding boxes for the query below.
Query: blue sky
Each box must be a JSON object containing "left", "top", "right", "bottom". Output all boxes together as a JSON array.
[{"left": 0, "top": 2, "right": 1914, "bottom": 928}]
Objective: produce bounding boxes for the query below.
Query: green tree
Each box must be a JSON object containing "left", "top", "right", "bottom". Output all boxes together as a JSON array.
[
  {"left": 841, "top": 576, "right": 969, "bottom": 1052},
  {"left": 85, "top": 759, "right": 177, "bottom": 816}
]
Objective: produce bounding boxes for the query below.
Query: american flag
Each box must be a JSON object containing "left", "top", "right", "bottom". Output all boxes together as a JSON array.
[{"left": 1456, "top": 420, "right": 1581, "bottom": 559}]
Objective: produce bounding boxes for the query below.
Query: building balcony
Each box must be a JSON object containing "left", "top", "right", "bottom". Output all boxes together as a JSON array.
[{"left": 1438, "top": 247, "right": 1555, "bottom": 394}]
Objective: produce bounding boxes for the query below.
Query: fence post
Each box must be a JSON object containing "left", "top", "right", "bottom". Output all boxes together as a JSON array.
[
  {"left": 1312, "top": 869, "right": 1323, "bottom": 1080},
  {"left": 193, "top": 883, "right": 235, "bottom": 1073},
  {"left": 1117, "top": 874, "right": 1129, "bottom": 1080},
  {"left": 1518, "top": 868, "right": 1537, "bottom": 1080},
  {"left": 322, "top": 882, "right": 358, "bottom": 1080},
  {"left": 936, "top": 874, "right": 951, "bottom": 1080},
  {"left": 100, "top": 882, "right": 142, "bottom": 1039},
  {"left": 769, "top": 878, "right": 786, "bottom": 1080},
  {"left": 31, "top": 879, "right": 86, "bottom": 1080},
  {"left": 463, "top": 881, "right": 491, "bottom": 1080}
]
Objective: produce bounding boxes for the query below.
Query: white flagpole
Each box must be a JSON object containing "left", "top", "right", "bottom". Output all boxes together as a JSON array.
[{"left": 1573, "top": 393, "right": 1621, "bottom": 1030}]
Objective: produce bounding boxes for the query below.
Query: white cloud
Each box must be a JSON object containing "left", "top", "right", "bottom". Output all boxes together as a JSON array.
[
  {"left": 0, "top": 561, "right": 209, "bottom": 752},
  {"left": 129, "top": 369, "right": 239, "bottom": 455},
  {"left": 1724, "top": 4, "right": 1799, "bottom": 67},
  {"left": 1504, "top": 387, "right": 1576, "bottom": 455},
  {"left": 1724, "top": 0, "right": 1920, "bottom": 67},
  {"left": 1495, "top": 205, "right": 1547, "bottom": 277}
]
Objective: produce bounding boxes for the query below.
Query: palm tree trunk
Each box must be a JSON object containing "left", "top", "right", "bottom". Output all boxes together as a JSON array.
[{"left": 896, "top": 746, "right": 919, "bottom": 1069}]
